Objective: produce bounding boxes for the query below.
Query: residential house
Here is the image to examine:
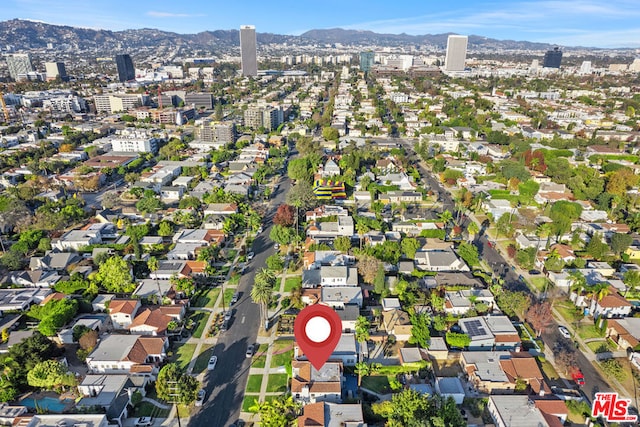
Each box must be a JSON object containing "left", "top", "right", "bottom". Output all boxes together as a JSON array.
[
  {"left": 399, "top": 347, "right": 428, "bottom": 366},
  {"left": 385, "top": 191, "right": 422, "bottom": 203},
  {"left": 0, "top": 288, "right": 50, "bottom": 312},
  {"left": 482, "top": 199, "right": 514, "bottom": 221},
  {"left": 606, "top": 317, "right": 640, "bottom": 350},
  {"left": 381, "top": 309, "right": 413, "bottom": 341},
  {"left": 86, "top": 335, "right": 168, "bottom": 376},
  {"left": 52, "top": 229, "right": 102, "bottom": 251},
  {"left": 160, "top": 186, "right": 184, "bottom": 203},
  {"left": 320, "top": 266, "right": 359, "bottom": 287},
  {"left": 203, "top": 203, "right": 238, "bottom": 217},
  {"left": 17, "top": 415, "right": 110, "bottom": 427},
  {"left": 291, "top": 360, "right": 343, "bottom": 404},
  {"left": 77, "top": 374, "right": 147, "bottom": 427},
  {"left": 434, "top": 377, "right": 465, "bottom": 404},
  {"left": 9, "top": 270, "right": 65, "bottom": 288},
  {"left": 460, "top": 351, "right": 511, "bottom": 393},
  {"left": 92, "top": 294, "right": 115, "bottom": 312},
  {"left": 589, "top": 288, "right": 632, "bottom": 318},
  {"left": 414, "top": 249, "right": 469, "bottom": 272},
  {"left": 488, "top": 395, "right": 565, "bottom": 427},
  {"left": 109, "top": 299, "right": 141, "bottom": 330},
  {"left": 322, "top": 287, "right": 363, "bottom": 309},
  {"left": 307, "top": 216, "right": 355, "bottom": 240},
  {"left": 128, "top": 305, "right": 185, "bottom": 336},
  {"left": 319, "top": 159, "right": 341, "bottom": 178},
  {"left": 303, "top": 251, "right": 355, "bottom": 270},
  {"left": 459, "top": 315, "right": 521, "bottom": 351},
  {"left": 377, "top": 172, "right": 416, "bottom": 190},
  {"left": 444, "top": 289, "right": 495, "bottom": 315},
  {"left": 29, "top": 251, "right": 82, "bottom": 272},
  {"left": 336, "top": 305, "right": 360, "bottom": 332},
  {"left": 297, "top": 402, "right": 366, "bottom": 427},
  {"left": 295, "top": 333, "right": 358, "bottom": 366}
]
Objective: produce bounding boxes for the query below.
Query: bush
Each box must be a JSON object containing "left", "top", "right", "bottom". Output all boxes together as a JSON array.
[{"left": 599, "top": 359, "right": 626, "bottom": 381}]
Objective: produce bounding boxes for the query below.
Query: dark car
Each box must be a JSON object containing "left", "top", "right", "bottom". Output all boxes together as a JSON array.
[
  {"left": 230, "top": 292, "right": 241, "bottom": 305},
  {"left": 529, "top": 269, "right": 541, "bottom": 275}
]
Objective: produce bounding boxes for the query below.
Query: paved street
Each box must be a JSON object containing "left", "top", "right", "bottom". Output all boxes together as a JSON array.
[
  {"left": 397, "top": 137, "right": 614, "bottom": 402},
  {"left": 188, "top": 175, "right": 291, "bottom": 427}
]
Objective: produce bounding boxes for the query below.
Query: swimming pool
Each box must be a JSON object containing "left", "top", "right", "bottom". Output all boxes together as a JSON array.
[{"left": 20, "top": 396, "right": 72, "bottom": 413}]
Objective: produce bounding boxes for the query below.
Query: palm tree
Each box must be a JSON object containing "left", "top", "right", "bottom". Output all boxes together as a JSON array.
[
  {"left": 623, "top": 270, "right": 640, "bottom": 297},
  {"left": 569, "top": 270, "right": 587, "bottom": 294},
  {"left": 438, "top": 210, "right": 453, "bottom": 226},
  {"left": 536, "top": 222, "right": 553, "bottom": 250},
  {"left": 251, "top": 281, "right": 272, "bottom": 331},
  {"left": 467, "top": 221, "right": 479, "bottom": 242},
  {"left": 355, "top": 361, "right": 370, "bottom": 387},
  {"left": 356, "top": 222, "right": 369, "bottom": 250},
  {"left": 255, "top": 268, "right": 276, "bottom": 288},
  {"left": 147, "top": 256, "right": 162, "bottom": 299}
]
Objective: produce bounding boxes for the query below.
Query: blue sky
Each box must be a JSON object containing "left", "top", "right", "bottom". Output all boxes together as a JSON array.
[{"left": 4, "top": 0, "right": 640, "bottom": 48}]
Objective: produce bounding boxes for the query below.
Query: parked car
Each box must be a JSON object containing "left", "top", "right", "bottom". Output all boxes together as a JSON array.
[
  {"left": 257, "top": 226, "right": 263, "bottom": 233},
  {"left": 558, "top": 326, "right": 571, "bottom": 339},
  {"left": 247, "top": 252, "right": 255, "bottom": 261},
  {"left": 274, "top": 243, "right": 280, "bottom": 250},
  {"left": 195, "top": 389, "right": 206, "bottom": 407},
  {"left": 246, "top": 344, "right": 255, "bottom": 358},
  {"left": 135, "top": 418, "right": 153, "bottom": 427},
  {"left": 224, "top": 310, "right": 233, "bottom": 321},
  {"left": 220, "top": 320, "right": 229, "bottom": 332},
  {"left": 230, "top": 292, "right": 240, "bottom": 305},
  {"left": 207, "top": 355, "right": 218, "bottom": 370}
]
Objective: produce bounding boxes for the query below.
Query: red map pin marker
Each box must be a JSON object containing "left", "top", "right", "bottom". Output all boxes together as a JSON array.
[{"left": 294, "top": 304, "right": 342, "bottom": 370}]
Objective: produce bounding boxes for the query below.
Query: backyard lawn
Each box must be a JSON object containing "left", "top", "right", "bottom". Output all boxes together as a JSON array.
[
  {"left": 284, "top": 277, "right": 302, "bottom": 293},
  {"left": 361, "top": 375, "right": 393, "bottom": 394},
  {"left": 171, "top": 343, "right": 197, "bottom": 370},
  {"left": 192, "top": 345, "right": 214, "bottom": 374},
  {"left": 266, "top": 374, "right": 289, "bottom": 393},
  {"left": 190, "top": 311, "right": 209, "bottom": 339},
  {"left": 245, "top": 375, "right": 263, "bottom": 393}
]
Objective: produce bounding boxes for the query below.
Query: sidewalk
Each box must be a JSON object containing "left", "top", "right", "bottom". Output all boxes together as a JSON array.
[
  {"left": 239, "top": 259, "right": 293, "bottom": 423},
  {"left": 162, "top": 237, "right": 247, "bottom": 426}
]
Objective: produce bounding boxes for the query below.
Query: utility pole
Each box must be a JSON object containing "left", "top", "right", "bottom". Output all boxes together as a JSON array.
[{"left": 167, "top": 380, "right": 182, "bottom": 427}]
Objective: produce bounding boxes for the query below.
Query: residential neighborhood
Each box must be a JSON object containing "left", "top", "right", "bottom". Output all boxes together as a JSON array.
[{"left": 1, "top": 12, "right": 640, "bottom": 427}]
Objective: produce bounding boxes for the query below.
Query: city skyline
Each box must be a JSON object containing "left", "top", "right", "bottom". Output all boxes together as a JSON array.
[{"left": 2, "top": 0, "right": 640, "bottom": 48}]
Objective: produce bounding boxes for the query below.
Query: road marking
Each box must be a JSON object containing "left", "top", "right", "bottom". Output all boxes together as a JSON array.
[{"left": 241, "top": 316, "right": 246, "bottom": 324}]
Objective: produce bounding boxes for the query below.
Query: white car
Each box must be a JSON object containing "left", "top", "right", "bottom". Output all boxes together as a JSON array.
[
  {"left": 207, "top": 355, "right": 218, "bottom": 370},
  {"left": 558, "top": 326, "right": 571, "bottom": 339},
  {"left": 135, "top": 418, "right": 153, "bottom": 427},
  {"left": 247, "top": 252, "right": 255, "bottom": 261},
  {"left": 224, "top": 310, "right": 233, "bottom": 321},
  {"left": 195, "top": 389, "right": 206, "bottom": 407}
]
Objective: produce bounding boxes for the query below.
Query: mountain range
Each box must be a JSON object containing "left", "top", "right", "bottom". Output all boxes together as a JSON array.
[{"left": 0, "top": 19, "right": 596, "bottom": 51}]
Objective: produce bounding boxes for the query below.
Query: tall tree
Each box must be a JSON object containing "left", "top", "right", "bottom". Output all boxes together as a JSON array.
[
  {"left": 409, "top": 312, "right": 431, "bottom": 348},
  {"left": 623, "top": 270, "right": 640, "bottom": 297},
  {"left": 526, "top": 302, "right": 553, "bottom": 337},
  {"left": 94, "top": 255, "right": 134, "bottom": 293},
  {"left": 27, "top": 360, "right": 76, "bottom": 390},
  {"left": 610, "top": 232, "right": 632, "bottom": 257},
  {"left": 354, "top": 316, "right": 370, "bottom": 347},
  {"left": 155, "top": 363, "right": 198, "bottom": 405},
  {"left": 273, "top": 204, "right": 296, "bottom": 227}
]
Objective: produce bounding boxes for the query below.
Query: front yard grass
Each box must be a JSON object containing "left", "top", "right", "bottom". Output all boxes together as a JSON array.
[
  {"left": 284, "top": 277, "right": 302, "bottom": 293},
  {"left": 529, "top": 277, "right": 548, "bottom": 292},
  {"left": 190, "top": 310, "right": 209, "bottom": 339},
  {"left": 245, "top": 375, "right": 263, "bottom": 393},
  {"left": 576, "top": 323, "right": 604, "bottom": 340},
  {"left": 132, "top": 401, "right": 170, "bottom": 418},
  {"left": 192, "top": 345, "right": 214, "bottom": 374},
  {"left": 242, "top": 395, "right": 259, "bottom": 413},
  {"left": 554, "top": 299, "right": 583, "bottom": 323},
  {"left": 223, "top": 288, "right": 236, "bottom": 307},
  {"left": 251, "top": 344, "right": 269, "bottom": 369},
  {"left": 270, "top": 340, "right": 294, "bottom": 367},
  {"left": 192, "top": 288, "right": 220, "bottom": 308},
  {"left": 170, "top": 343, "right": 197, "bottom": 371},
  {"left": 266, "top": 374, "right": 289, "bottom": 393}
]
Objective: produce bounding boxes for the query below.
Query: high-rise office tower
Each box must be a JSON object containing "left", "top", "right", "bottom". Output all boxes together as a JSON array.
[
  {"left": 115, "top": 54, "right": 136, "bottom": 82},
  {"left": 543, "top": 47, "right": 563, "bottom": 68},
  {"left": 240, "top": 25, "right": 258, "bottom": 77},
  {"left": 444, "top": 35, "right": 468, "bottom": 71},
  {"left": 359, "top": 51, "right": 375, "bottom": 72},
  {"left": 6, "top": 53, "right": 34, "bottom": 80},
  {"left": 45, "top": 61, "right": 68, "bottom": 81}
]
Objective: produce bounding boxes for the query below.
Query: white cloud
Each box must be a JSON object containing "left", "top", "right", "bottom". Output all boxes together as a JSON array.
[{"left": 147, "top": 11, "right": 205, "bottom": 18}]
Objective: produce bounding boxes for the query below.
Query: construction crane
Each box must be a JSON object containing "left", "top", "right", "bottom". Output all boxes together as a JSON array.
[{"left": 0, "top": 92, "right": 10, "bottom": 123}]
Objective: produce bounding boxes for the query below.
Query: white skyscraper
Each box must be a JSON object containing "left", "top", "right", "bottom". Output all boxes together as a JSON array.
[
  {"left": 444, "top": 35, "right": 468, "bottom": 72},
  {"left": 240, "top": 25, "right": 258, "bottom": 77}
]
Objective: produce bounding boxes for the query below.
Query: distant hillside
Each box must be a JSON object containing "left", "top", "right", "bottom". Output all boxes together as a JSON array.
[{"left": 0, "top": 19, "right": 589, "bottom": 51}]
